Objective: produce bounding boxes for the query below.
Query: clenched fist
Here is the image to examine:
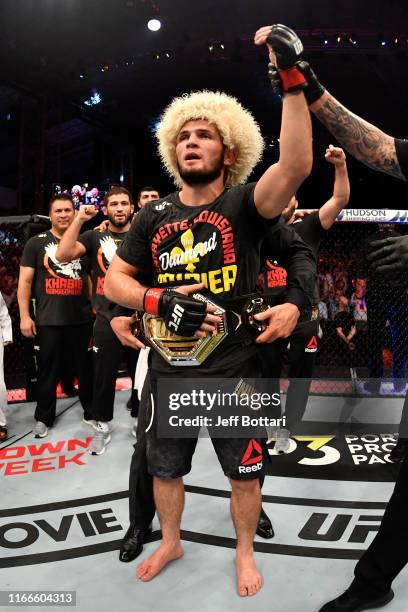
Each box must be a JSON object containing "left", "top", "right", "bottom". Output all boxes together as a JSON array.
[{"left": 325, "top": 145, "right": 346, "bottom": 166}]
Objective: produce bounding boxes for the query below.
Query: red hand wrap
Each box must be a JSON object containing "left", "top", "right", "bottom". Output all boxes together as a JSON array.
[
  {"left": 279, "top": 66, "right": 306, "bottom": 92},
  {"left": 143, "top": 288, "right": 165, "bottom": 315}
]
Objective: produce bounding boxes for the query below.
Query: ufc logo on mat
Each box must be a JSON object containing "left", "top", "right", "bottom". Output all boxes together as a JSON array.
[{"left": 168, "top": 304, "right": 185, "bottom": 332}]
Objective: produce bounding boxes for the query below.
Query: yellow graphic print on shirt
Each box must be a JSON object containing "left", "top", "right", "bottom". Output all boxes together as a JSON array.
[{"left": 169, "top": 229, "right": 209, "bottom": 273}]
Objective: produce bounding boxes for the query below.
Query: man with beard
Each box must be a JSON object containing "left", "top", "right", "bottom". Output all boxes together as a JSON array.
[
  {"left": 105, "top": 23, "right": 313, "bottom": 597},
  {"left": 18, "top": 194, "right": 93, "bottom": 438},
  {"left": 113, "top": 214, "right": 316, "bottom": 564},
  {"left": 56, "top": 186, "right": 136, "bottom": 454}
]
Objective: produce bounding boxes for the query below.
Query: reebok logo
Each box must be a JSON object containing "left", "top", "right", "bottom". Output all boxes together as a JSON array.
[
  {"left": 238, "top": 439, "right": 263, "bottom": 473},
  {"left": 305, "top": 336, "right": 317, "bottom": 353},
  {"left": 168, "top": 303, "right": 184, "bottom": 332}
]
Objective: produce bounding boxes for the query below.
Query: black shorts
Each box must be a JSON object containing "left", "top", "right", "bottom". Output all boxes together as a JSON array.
[{"left": 145, "top": 358, "right": 265, "bottom": 481}]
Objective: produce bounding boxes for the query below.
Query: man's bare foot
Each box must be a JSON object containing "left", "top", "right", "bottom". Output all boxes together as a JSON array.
[
  {"left": 236, "top": 552, "right": 263, "bottom": 597},
  {"left": 136, "top": 542, "right": 184, "bottom": 582}
]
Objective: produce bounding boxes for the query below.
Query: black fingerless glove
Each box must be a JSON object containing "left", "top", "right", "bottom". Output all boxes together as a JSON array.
[
  {"left": 266, "top": 24, "right": 306, "bottom": 93},
  {"left": 143, "top": 287, "right": 206, "bottom": 336},
  {"left": 267, "top": 60, "right": 326, "bottom": 105},
  {"left": 267, "top": 63, "right": 283, "bottom": 96},
  {"left": 296, "top": 61, "right": 326, "bottom": 105}
]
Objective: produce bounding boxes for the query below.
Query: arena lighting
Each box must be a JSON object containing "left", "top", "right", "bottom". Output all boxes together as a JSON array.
[
  {"left": 147, "top": 18, "right": 161, "bottom": 31},
  {"left": 148, "top": 117, "right": 162, "bottom": 134},
  {"left": 84, "top": 91, "right": 102, "bottom": 107},
  {"left": 208, "top": 41, "right": 226, "bottom": 53}
]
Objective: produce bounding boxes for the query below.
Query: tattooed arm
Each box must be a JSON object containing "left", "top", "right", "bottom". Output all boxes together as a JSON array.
[{"left": 309, "top": 92, "right": 405, "bottom": 181}]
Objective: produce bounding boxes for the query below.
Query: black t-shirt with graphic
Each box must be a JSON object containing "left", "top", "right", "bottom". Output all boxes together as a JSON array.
[
  {"left": 20, "top": 230, "right": 92, "bottom": 326},
  {"left": 117, "top": 184, "right": 279, "bottom": 372},
  {"left": 260, "top": 213, "right": 324, "bottom": 304},
  {"left": 258, "top": 221, "right": 316, "bottom": 308},
  {"left": 78, "top": 229, "right": 128, "bottom": 322}
]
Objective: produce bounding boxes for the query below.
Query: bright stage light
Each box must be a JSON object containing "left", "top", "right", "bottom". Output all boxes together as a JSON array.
[
  {"left": 84, "top": 91, "right": 102, "bottom": 107},
  {"left": 147, "top": 18, "right": 161, "bottom": 32}
]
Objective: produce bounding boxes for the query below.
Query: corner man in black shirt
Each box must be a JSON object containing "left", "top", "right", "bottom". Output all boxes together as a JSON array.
[
  {"left": 105, "top": 24, "right": 313, "bottom": 597},
  {"left": 56, "top": 186, "right": 136, "bottom": 455},
  {"left": 18, "top": 194, "right": 93, "bottom": 438},
  {"left": 258, "top": 145, "right": 350, "bottom": 444},
  {"left": 283, "top": 26, "right": 408, "bottom": 612}
]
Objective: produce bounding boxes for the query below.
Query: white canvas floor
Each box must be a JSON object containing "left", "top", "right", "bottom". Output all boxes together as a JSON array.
[{"left": 1, "top": 391, "right": 407, "bottom": 612}]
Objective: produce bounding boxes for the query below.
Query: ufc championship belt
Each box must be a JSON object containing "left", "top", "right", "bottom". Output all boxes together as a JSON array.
[{"left": 132, "top": 293, "right": 270, "bottom": 367}]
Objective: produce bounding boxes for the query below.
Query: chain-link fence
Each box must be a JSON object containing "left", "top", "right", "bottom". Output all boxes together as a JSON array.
[{"left": 285, "top": 210, "right": 408, "bottom": 396}]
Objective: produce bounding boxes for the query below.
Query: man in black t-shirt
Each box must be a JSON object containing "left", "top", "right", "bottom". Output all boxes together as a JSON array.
[
  {"left": 259, "top": 146, "right": 350, "bottom": 443},
  {"left": 56, "top": 186, "right": 136, "bottom": 455},
  {"left": 115, "top": 215, "right": 316, "bottom": 564},
  {"left": 105, "top": 26, "right": 313, "bottom": 597},
  {"left": 17, "top": 194, "right": 93, "bottom": 438},
  {"left": 334, "top": 297, "right": 357, "bottom": 363},
  {"left": 284, "top": 28, "right": 408, "bottom": 612}
]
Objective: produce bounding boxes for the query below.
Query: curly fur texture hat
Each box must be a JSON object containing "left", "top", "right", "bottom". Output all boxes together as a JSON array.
[{"left": 156, "top": 90, "right": 264, "bottom": 187}]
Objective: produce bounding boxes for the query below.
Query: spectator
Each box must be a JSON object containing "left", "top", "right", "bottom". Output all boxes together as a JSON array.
[{"left": 334, "top": 295, "right": 356, "bottom": 359}]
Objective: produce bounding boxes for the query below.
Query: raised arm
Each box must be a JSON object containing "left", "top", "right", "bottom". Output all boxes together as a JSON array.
[
  {"left": 318, "top": 146, "right": 350, "bottom": 230},
  {"left": 56, "top": 205, "right": 97, "bottom": 262},
  {"left": 255, "top": 93, "right": 312, "bottom": 218},
  {"left": 310, "top": 92, "right": 404, "bottom": 180},
  {"left": 253, "top": 25, "right": 313, "bottom": 219}
]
